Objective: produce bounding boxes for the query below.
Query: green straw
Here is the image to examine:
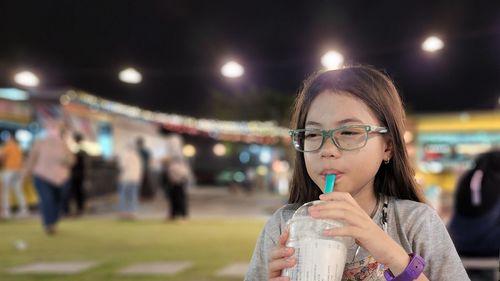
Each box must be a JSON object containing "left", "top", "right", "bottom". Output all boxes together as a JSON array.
[{"left": 324, "top": 174, "right": 336, "bottom": 193}]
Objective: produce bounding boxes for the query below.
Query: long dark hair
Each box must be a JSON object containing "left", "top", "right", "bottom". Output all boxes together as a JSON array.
[{"left": 288, "top": 65, "right": 425, "bottom": 205}]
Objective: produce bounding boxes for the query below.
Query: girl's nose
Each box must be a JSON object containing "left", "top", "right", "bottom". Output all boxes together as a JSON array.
[{"left": 319, "top": 137, "right": 341, "bottom": 158}]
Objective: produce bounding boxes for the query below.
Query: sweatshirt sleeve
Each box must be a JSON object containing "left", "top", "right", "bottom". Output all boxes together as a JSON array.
[
  {"left": 245, "top": 206, "right": 290, "bottom": 281},
  {"left": 405, "top": 203, "right": 470, "bottom": 281}
]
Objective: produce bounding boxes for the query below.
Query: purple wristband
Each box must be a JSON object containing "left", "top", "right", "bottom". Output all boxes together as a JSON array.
[{"left": 384, "top": 253, "right": 425, "bottom": 281}]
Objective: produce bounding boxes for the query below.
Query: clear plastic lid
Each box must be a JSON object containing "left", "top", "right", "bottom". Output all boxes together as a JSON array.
[{"left": 286, "top": 200, "right": 355, "bottom": 248}]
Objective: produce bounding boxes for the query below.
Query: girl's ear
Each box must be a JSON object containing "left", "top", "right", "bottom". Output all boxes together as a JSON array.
[{"left": 384, "top": 138, "right": 393, "bottom": 160}]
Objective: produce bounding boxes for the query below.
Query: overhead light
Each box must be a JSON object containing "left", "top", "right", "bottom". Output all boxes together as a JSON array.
[
  {"left": 119, "top": 67, "right": 142, "bottom": 84},
  {"left": 221, "top": 61, "right": 244, "bottom": 78},
  {"left": 14, "top": 71, "right": 39, "bottom": 87},
  {"left": 422, "top": 36, "right": 444, "bottom": 52},
  {"left": 321, "top": 50, "right": 344, "bottom": 70}
]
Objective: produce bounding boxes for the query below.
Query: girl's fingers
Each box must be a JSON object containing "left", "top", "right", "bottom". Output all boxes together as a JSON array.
[
  {"left": 269, "top": 231, "right": 295, "bottom": 279},
  {"left": 319, "top": 191, "right": 356, "bottom": 203},
  {"left": 270, "top": 276, "right": 290, "bottom": 281},
  {"left": 309, "top": 206, "right": 367, "bottom": 225},
  {"left": 310, "top": 201, "right": 366, "bottom": 221},
  {"left": 278, "top": 231, "right": 289, "bottom": 246},
  {"left": 268, "top": 257, "right": 296, "bottom": 277},
  {"left": 270, "top": 246, "right": 295, "bottom": 260},
  {"left": 322, "top": 225, "right": 363, "bottom": 238},
  {"left": 310, "top": 208, "right": 347, "bottom": 221},
  {"left": 312, "top": 200, "right": 357, "bottom": 213}
]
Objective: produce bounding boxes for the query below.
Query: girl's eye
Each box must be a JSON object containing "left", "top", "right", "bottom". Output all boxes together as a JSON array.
[
  {"left": 305, "top": 133, "right": 319, "bottom": 138},
  {"left": 340, "top": 130, "right": 362, "bottom": 136},
  {"left": 305, "top": 131, "right": 322, "bottom": 138}
]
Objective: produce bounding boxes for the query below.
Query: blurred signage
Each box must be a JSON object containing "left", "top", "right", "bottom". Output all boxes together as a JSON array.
[{"left": 0, "top": 99, "right": 32, "bottom": 124}]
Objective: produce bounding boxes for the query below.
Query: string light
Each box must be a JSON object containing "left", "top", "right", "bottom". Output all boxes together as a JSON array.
[{"left": 61, "top": 91, "right": 290, "bottom": 144}]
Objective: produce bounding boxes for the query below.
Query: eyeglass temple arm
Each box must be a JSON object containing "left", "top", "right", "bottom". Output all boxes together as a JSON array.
[{"left": 370, "top": 126, "right": 388, "bottom": 133}]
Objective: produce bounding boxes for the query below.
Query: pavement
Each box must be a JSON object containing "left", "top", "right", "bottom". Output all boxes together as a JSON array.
[
  {"left": 84, "top": 185, "right": 288, "bottom": 220},
  {"left": 3, "top": 186, "right": 285, "bottom": 278}
]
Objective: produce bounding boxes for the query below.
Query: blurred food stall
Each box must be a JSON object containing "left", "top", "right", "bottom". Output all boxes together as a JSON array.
[{"left": 412, "top": 110, "right": 500, "bottom": 216}]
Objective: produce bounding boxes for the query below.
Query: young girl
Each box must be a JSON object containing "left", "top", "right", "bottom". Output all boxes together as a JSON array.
[{"left": 245, "top": 66, "right": 469, "bottom": 281}]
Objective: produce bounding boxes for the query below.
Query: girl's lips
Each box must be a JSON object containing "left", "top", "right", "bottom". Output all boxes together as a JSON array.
[
  {"left": 320, "top": 173, "right": 343, "bottom": 181},
  {"left": 321, "top": 169, "right": 343, "bottom": 176}
]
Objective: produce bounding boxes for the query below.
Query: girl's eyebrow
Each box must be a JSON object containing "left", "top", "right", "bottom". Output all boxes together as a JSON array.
[
  {"left": 337, "top": 118, "right": 364, "bottom": 125},
  {"left": 305, "top": 121, "right": 322, "bottom": 126},
  {"left": 305, "top": 118, "right": 365, "bottom": 127}
]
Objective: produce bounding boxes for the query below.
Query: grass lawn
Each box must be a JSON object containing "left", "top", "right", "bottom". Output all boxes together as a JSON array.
[{"left": 0, "top": 217, "right": 266, "bottom": 281}]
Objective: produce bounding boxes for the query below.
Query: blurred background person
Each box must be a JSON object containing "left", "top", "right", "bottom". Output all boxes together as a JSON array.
[
  {"left": 448, "top": 150, "right": 500, "bottom": 281},
  {"left": 22, "top": 120, "right": 75, "bottom": 235},
  {"left": 117, "top": 141, "right": 143, "bottom": 220},
  {"left": 0, "top": 133, "right": 29, "bottom": 219},
  {"left": 63, "top": 132, "right": 87, "bottom": 217},
  {"left": 163, "top": 155, "right": 191, "bottom": 221},
  {"left": 136, "top": 137, "right": 154, "bottom": 201},
  {"left": 159, "top": 157, "right": 170, "bottom": 217}
]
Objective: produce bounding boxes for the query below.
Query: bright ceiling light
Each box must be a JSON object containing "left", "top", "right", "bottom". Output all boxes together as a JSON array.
[
  {"left": 422, "top": 36, "right": 444, "bottom": 52},
  {"left": 14, "top": 71, "right": 39, "bottom": 87},
  {"left": 321, "top": 50, "right": 344, "bottom": 70},
  {"left": 221, "top": 61, "right": 244, "bottom": 78},
  {"left": 119, "top": 67, "right": 142, "bottom": 84}
]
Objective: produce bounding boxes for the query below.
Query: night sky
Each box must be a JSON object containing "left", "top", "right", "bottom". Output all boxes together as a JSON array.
[{"left": 1, "top": 1, "right": 499, "bottom": 122}]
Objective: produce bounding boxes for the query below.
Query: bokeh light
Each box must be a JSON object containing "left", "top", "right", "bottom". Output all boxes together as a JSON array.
[
  {"left": 14, "top": 71, "right": 39, "bottom": 87},
  {"left": 239, "top": 151, "right": 250, "bottom": 163},
  {"left": 422, "top": 36, "right": 444, "bottom": 52},
  {"left": 182, "top": 144, "right": 196, "bottom": 157},
  {"left": 213, "top": 143, "right": 226, "bottom": 156},
  {"left": 119, "top": 67, "right": 142, "bottom": 84},
  {"left": 321, "top": 50, "right": 344, "bottom": 70},
  {"left": 221, "top": 61, "right": 244, "bottom": 78}
]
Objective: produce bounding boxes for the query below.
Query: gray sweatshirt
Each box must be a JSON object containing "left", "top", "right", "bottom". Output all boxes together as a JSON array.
[{"left": 245, "top": 196, "right": 470, "bottom": 281}]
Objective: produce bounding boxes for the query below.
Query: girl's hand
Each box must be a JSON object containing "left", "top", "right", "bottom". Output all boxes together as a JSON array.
[
  {"left": 309, "top": 192, "right": 410, "bottom": 275},
  {"left": 268, "top": 230, "right": 296, "bottom": 281}
]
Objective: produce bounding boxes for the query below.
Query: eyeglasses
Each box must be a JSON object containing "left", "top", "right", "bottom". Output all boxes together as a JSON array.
[{"left": 289, "top": 125, "right": 388, "bottom": 152}]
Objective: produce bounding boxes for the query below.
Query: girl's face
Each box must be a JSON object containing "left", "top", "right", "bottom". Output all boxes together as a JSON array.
[{"left": 304, "top": 91, "right": 392, "bottom": 198}]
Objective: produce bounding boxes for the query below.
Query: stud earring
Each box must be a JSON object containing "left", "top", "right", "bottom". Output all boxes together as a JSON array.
[{"left": 384, "top": 158, "right": 390, "bottom": 164}]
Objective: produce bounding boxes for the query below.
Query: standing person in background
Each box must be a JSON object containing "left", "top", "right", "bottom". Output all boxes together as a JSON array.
[
  {"left": 164, "top": 155, "right": 191, "bottom": 221},
  {"left": 0, "top": 134, "right": 29, "bottom": 219},
  {"left": 22, "top": 120, "right": 74, "bottom": 235},
  {"left": 136, "top": 137, "right": 153, "bottom": 200},
  {"left": 160, "top": 157, "right": 170, "bottom": 218},
  {"left": 117, "top": 141, "right": 143, "bottom": 220},
  {"left": 63, "top": 132, "right": 87, "bottom": 216}
]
